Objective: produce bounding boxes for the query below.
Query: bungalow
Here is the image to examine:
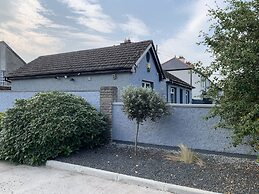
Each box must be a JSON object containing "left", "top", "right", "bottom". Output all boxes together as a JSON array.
[{"left": 7, "top": 40, "right": 192, "bottom": 103}]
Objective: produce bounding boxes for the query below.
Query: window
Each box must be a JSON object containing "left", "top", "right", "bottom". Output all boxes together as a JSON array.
[
  {"left": 200, "top": 77, "right": 206, "bottom": 89},
  {"left": 180, "top": 89, "right": 183, "bottom": 104},
  {"left": 185, "top": 90, "right": 190, "bottom": 104},
  {"left": 142, "top": 80, "right": 153, "bottom": 89},
  {"left": 170, "top": 87, "right": 177, "bottom": 103}
]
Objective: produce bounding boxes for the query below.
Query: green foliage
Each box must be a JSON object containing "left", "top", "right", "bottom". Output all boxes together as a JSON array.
[
  {"left": 0, "top": 112, "right": 4, "bottom": 132},
  {"left": 122, "top": 87, "right": 169, "bottom": 154},
  {"left": 122, "top": 87, "right": 169, "bottom": 123},
  {"left": 0, "top": 92, "right": 109, "bottom": 165},
  {"left": 196, "top": 0, "right": 259, "bottom": 151}
]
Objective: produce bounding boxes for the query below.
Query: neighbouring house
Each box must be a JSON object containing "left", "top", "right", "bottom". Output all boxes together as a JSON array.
[
  {"left": 162, "top": 56, "right": 211, "bottom": 103},
  {"left": 163, "top": 71, "right": 194, "bottom": 104},
  {"left": 0, "top": 41, "right": 26, "bottom": 89},
  {"left": 6, "top": 40, "right": 193, "bottom": 104}
]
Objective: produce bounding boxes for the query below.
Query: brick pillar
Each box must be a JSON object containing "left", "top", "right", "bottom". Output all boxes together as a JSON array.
[
  {"left": 100, "top": 87, "right": 118, "bottom": 140},
  {"left": 100, "top": 86, "right": 118, "bottom": 119}
]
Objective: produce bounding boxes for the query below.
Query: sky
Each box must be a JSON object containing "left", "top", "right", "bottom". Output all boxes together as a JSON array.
[{"left": 0, "top": 0, "right": 225, "bottom": 65}]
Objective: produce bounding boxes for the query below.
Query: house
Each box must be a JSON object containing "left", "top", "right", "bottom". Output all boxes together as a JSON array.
[
  {"left": 6, "top": 40, "right": 193, "bottom": 103},
  {"left": 162, "top": 56, "right": 211, "bottom": 103},
  {"left": 0, "top": 41, "right": 26, "bottom": 89},
  {"left": 163, "top": 71, "right": 194, "bottom": 104},
  {"left": 7, "top": 40, "right": 166, "bottom": 99}
]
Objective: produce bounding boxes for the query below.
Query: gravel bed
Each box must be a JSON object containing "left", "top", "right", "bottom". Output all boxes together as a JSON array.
[{"left": 56, "top": 143, "right": 259, "bottom": 194}]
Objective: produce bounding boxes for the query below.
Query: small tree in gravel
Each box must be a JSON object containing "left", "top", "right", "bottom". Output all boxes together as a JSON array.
[{"left": 122, "top": 86, "right": 169, "bottom": 155}]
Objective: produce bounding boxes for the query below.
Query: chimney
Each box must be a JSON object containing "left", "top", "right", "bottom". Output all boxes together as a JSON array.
[
  {"left": 178, "top": 56, "right": 185, "bottom": 63},
  {"left": 120, "top": 38, "right": 131, "bottom": 45}
]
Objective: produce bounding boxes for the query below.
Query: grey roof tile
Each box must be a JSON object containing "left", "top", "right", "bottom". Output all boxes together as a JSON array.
[
  {"left": 162, "top": 57, "right": 191, "bottom": 70},
  {"left": 8, "top": 40, "right": 153, "bottom": 78}
]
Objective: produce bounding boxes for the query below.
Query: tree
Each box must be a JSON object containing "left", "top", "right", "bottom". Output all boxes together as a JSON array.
[
  {"left": 197, "top": 0, "right": 259, "bottom": 151},
  {"left": 122, "top": 87, "right": 169, "bottom": 155}
]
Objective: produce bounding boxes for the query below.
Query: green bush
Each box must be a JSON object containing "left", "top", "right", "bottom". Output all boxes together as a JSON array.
[
  {"left": 0, "top": 92, "right": 109, "bottom": 165},
  {"left": 0, "top": 112, "right": 4, "bottom": 132}
]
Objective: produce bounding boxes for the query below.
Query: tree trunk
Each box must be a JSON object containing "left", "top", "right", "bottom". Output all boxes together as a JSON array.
[{"left": 135, "top": 122, "right": 140, "bottom": 155}]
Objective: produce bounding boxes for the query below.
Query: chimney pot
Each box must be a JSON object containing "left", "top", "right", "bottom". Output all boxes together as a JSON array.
[
  {"left": 178, "top": 56, "right": 186, "bottom": 63},
  {"left": 120, "top": 38, "right": 131, "bottom": 45}
]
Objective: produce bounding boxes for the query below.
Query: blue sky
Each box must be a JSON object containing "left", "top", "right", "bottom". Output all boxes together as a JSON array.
[{"left": 0, "top": 0, "right": 224, "bottom": 65}]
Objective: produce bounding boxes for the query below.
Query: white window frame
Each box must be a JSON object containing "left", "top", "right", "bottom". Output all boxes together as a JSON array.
[
  {"left": 142, "top": 80, "right": 153, "bottom": 89},
  {"left": 170, "top": 87, "right": 177, "bottom": 103}
]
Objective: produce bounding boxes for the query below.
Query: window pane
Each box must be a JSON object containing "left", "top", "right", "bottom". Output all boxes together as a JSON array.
[
  {"left": 180, "top": 89, "right": 183, "bottom": 104},
  {"left": 142, "top": 80, "right": 153, "bottom": 90}
]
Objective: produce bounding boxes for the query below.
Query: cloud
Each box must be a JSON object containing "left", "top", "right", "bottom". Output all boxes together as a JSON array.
[
  {"left": 58, "top": 31, "right": 118, "bottom": 51},
  {"left": 60, "top": 0, "right": 116, "bottom": 33},
  {"left": 0, "top": 0, "right": 64, "bottom": 62},
  {"left": 158, "top": 0, "right": 224, "bottom": 65},
  {"left": 120, "top": 15, "right": 150, "bottom": 40},
  {"left": 0, "top": 0, "right": 115, "bottom": 62}
]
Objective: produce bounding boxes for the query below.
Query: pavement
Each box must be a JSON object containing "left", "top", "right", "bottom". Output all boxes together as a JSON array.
[{"left": 0, "top": 161, "right": 170, "bottom": 194}]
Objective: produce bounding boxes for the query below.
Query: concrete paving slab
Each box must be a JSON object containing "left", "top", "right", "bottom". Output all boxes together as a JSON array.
[{"left": 0, "top": 161, "right": 170, "bottom": 194}]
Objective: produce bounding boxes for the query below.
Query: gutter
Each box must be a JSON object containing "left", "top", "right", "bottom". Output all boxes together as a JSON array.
[{"left": 7, "top": 68, "right": 132, "bottom": 80}]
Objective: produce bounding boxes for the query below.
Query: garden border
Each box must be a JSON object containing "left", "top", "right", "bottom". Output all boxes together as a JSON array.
[{"left": 46, "top": 160, "right": 222, "bottom": 194}]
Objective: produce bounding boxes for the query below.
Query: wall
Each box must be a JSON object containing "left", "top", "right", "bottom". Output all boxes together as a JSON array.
[
  {"left": 130, "top": 50, "right": 167, "bottom": 99},
  {"left": 11, "top": 73, "right": 130, "bottom": 100},
  {"left": 5, "top": 44, "right": 26, "bottom": 74},
  {"left": 0, "top": 91, "right": 100, "bottom": 112},
  {"left": 112, "top": 103, "right": 254, "bottom": 155},
  {"left": 0, "top": 43, "right": 6, "bottom": 70},
  {"left": 169, "top": 70, "right": 191, "bottom": 85},
  {"left": 0, "top": 42, "right": 26, "bottom": 86}
]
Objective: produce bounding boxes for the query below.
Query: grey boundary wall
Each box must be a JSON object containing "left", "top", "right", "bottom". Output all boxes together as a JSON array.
[
  {"left": 1, "top": 90, "right": 255, "bottom": 155},
  {"left": 0, "top": 91, "right": 100, "bottom": 112},
  {"left": 112, "top": 102, "right": 255, "bottom": 155}
]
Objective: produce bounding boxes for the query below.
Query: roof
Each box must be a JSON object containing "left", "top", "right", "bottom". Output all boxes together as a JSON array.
[
  {"left": 8, "top": 40, "right": 164, "bottom": 80},
  {"left": 163, "top": 71, "right": 194, "bottom": 89},
  {"left": 162, "top": 57, "right": 192, "bottom": 71}
]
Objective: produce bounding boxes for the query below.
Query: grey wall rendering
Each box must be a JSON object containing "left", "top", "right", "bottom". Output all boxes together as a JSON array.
[
  {"left": 11, "top": 73, "right": 130, "bottom": 100},
  {"left": 112, "top": 102, "right": 254, "bottom": 155},
  {"left": 130, "top": 50, "right": 167, "bottom": 99},
  {"left": 0, "top": 91, "right": 100, "bottom": 112}
]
